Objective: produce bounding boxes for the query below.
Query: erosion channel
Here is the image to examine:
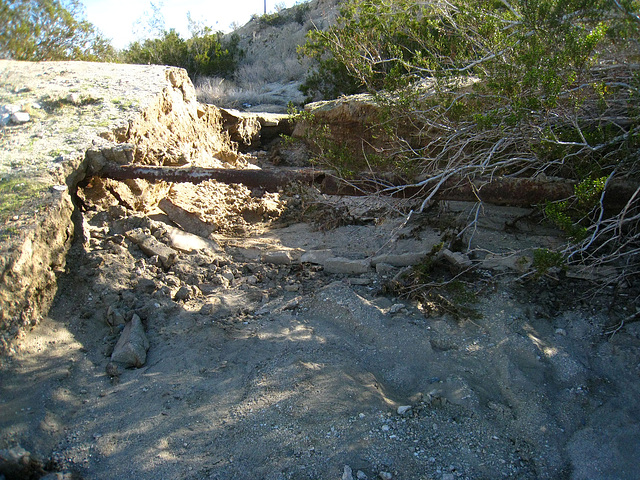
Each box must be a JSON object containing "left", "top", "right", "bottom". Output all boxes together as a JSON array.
[{"left": 1, "top": 61, "right": 639, "bottom": 480}]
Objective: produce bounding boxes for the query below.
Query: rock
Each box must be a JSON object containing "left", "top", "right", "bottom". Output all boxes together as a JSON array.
[
  {"left": 389, "top": 304, "right": 406, "bottom": 315},
  {"left": 158, "top": 198, "right": 217, "bottom": 238},
  {"left": 125, "top": 228, "right": 177, "bottom": 269},
  {"left": 441, "top": 474, "right": 455, "bottom": 480},
  {"left": 370, "top": 252, "right": 429, "bottom": 267},
  {"left": 481, "top": 253, "right": 531, "bottom": 272},
  {"left": 300, "top": 249, "right": 334, "bottom": 265},
  {"left": 323, "top": 257, "right": 371, "bottom": 275},
  {"left": 10, "top": 111, "right": 30, "bottom": 124},
  {"left": 378, "top": 472, "right": 393, "bottom": 480},
  {"left": 347, "top": 277, "right": 371, "bottom": 286},
  {"left": 441, "top": 249, "right": 473, "bottom": 269},
  {"left": 261, "top": 250, "right": 295, "bottom": 265},
  {"left": 163, "top": 223, "right": 221, "bottom": 255},
  {"left": 397, "top": 405, "right": 412, "bottom": 416},
  {"left": 342, "top": 465, "right": 354, "bottom": 480},
  {"left": 173, "top": 285, "right": 193, "bottom": 301},
  {"left": 0, "top": 445, "right": 45, "bottom": 479},
  {"left": 375, "top": 262, "right": 396, "bottom": 275},
  {"left": 356, "top": 471, "right": 368, "bottom": 480},
  {"left": 110, "top": 314, "right": 149, "bottom": 368}
]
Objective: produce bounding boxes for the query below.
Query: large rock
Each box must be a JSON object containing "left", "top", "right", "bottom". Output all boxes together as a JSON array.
[
  {"left": 110, "top": 314, "right": 149, "bottom": 368},
  {"left": 220, "top": 108, "right": 293, "bottom": 150},
  {"left": 125, "top": 228, "right": 177, "bottom": 269},
  {"left": 323, "top": 257, "right": 371, "bottom": 275},
  {"left": 293, "top": 94, "right": 387, "bottom": 160}
]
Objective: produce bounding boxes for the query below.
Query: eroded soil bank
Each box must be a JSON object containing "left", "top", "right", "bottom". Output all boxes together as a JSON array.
[
  {"left": 2, "top": 175, "right": 640, "bottom": 480},
  {"left": 1, "top": 62, "right": 639, "bottom": 480}
]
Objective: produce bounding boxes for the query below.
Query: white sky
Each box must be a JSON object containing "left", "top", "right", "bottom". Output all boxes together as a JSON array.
[{"left": 80, "top": 0, "right": 305, "bottom": 49}]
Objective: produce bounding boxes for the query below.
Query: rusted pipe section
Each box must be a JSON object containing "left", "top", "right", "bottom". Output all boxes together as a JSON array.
[
  {"left": 98, "top": 164, "right": 330, "bottom": 191},
  {"left": 94, "top": 163, "right": 637, "bottom": 209}
]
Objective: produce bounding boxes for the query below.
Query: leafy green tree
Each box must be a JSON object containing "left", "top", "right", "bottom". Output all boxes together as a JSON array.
[{"left": 0, "top": 0, "right": 115, "bottom": 61}]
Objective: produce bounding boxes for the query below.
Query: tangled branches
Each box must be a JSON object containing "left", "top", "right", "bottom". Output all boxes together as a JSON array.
[{"left": 301, "top": 0, "right": 640, "bottom": 283}]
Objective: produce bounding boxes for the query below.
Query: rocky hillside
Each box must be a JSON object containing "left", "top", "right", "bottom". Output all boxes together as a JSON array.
[{"left": 196, "top": 0, "right": 343, "bottom": 111}]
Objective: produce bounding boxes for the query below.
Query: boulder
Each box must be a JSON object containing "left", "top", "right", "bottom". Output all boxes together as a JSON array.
[{"left": 220, "top": 108, "right": 293, "bottom": 150}]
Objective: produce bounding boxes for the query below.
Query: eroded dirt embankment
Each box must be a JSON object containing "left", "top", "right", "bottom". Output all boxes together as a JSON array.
[
  {"left": 0, "top": 60, "right": 248, "bottom": 354},
  {"left": 1, "top": 61, "right": 640, "bottom": 480}
]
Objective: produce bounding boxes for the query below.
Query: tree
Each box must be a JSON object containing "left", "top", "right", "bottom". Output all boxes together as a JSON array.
[{"left": 0, "top": 0, "right": 115, "bottom": 61}]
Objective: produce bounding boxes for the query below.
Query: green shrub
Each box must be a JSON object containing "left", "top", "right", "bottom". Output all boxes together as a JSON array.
[{"left": 122, "top": 30, "right": 243, "bottom": 79}]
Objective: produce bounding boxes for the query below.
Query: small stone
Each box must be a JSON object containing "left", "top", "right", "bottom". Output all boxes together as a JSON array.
[
  {"left": 284, "top": 283, "right": 300, "bottom": 292},
  {"left": 342, "top": 465, "right": 354, "bottom": 480},
  {"left": 378, "top": 472, "right": 393, "bottom": 480},
  {"left": 555, "top": 328, "right": 567, "bottom": 336},
  {"left": 356, "top": 471, "right": 368, "bottom": 480},
  {"left": 441, "top": 248, "right": 472, "bottom": 269},
  {"left": 10, "top": 111, "right": 30, "bottom": 124},
  {"left": 397, "top": 405, "right": 412, "bottom": 416},
  {"left": 441, "top": 474, "right": 455, "bottom": 480},
  {"left": 67, "top": 93, "right": 81, "bottom": 104},
  {"left": 381, "top": 424, "right": 390, "bottom": 432},
  {"left": 389, "top": 304, "right": 405, "bottom": 315},
  {"left": 173, "top": 286, "right": 192, "bottom": 301},
  {"left": 347, "top": 277, "right": 371, "bottom": 286}
]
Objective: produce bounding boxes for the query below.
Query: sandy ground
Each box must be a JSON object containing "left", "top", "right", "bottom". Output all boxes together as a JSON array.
[{"left": 1, "top": 182, "right": 639, "bottom": 480}]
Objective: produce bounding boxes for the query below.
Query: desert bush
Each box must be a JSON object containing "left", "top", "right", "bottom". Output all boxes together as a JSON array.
[
  {"left": 299, "top": 0, "right": 640, "bottom": 280},
  {"left": 256, "top": 2, "right": 312, "bottom": 29},
  {"left": 0, "top": 0, "right": 115, "bottom": 61},
  {"left": 122, "top": 30, "right": 243, "bottom": 79}
]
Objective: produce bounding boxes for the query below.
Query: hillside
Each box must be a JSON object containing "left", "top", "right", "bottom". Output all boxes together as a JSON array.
[{"left": 196, "top": 0, "right": 342, "bottom": 112}]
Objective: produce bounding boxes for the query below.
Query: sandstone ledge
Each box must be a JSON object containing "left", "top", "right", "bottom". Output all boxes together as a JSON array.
[{"left": 0, "top": 60, "right": 240, "bottom": 355}]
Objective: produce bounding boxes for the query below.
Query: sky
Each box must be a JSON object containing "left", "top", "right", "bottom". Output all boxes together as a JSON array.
[{"left": 80, "top": 0, "right": 305, "bottom": 49}]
